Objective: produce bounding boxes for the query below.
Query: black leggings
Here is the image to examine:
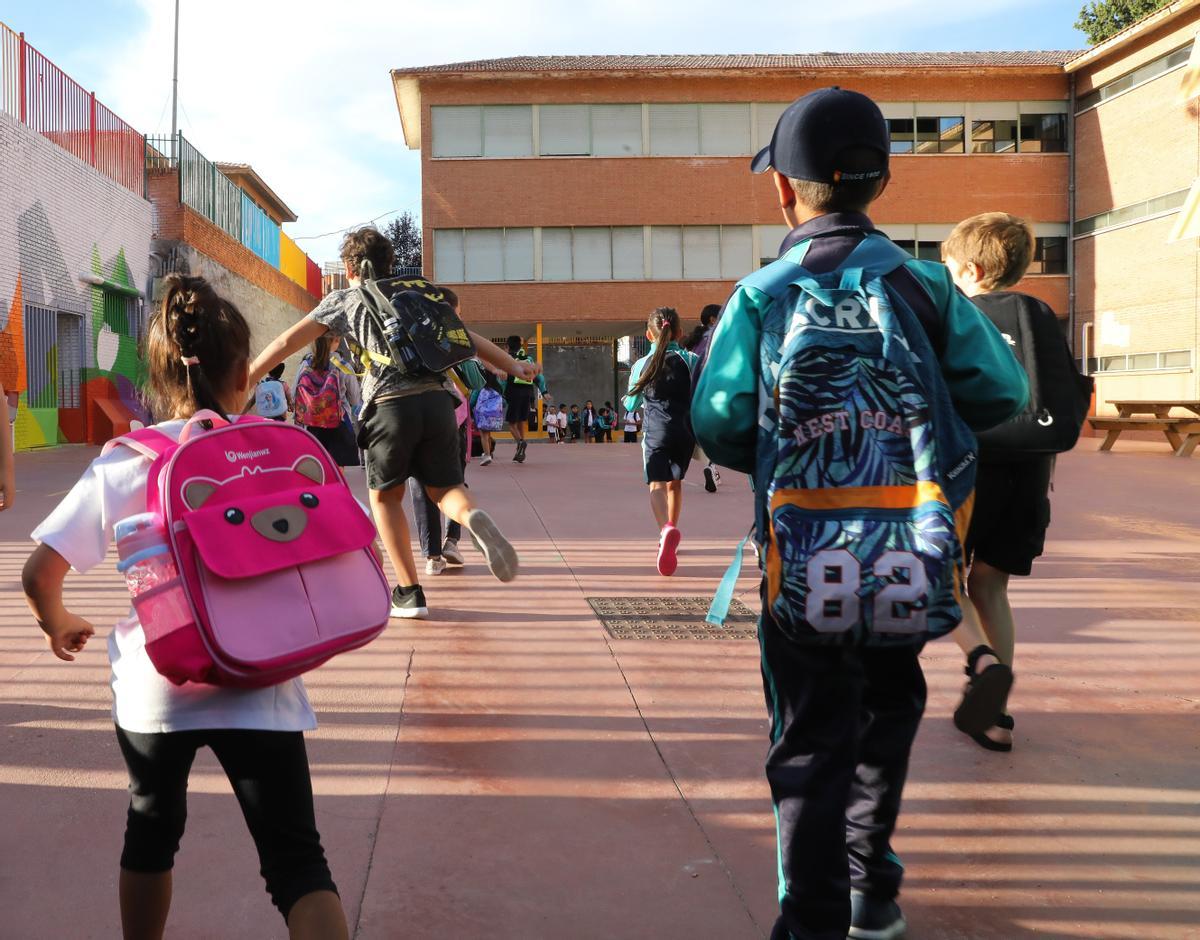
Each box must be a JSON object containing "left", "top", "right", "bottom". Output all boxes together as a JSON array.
[{"left": 115, "top": 727, "right": 338, "bottom": 919}]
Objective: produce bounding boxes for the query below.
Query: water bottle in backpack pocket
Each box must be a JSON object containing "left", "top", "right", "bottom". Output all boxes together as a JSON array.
[{"left": 115, "top": 512, "right": 196, "bottom": 653}]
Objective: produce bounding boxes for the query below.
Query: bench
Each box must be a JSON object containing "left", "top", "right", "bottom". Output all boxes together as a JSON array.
[{"left": 1088, "top": 415, "right": 1200, "bottom": 456}]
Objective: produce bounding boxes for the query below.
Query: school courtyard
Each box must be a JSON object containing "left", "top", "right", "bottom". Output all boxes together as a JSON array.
[{"left": 0, "top": 438, "right": 1197, "bottom": 939}]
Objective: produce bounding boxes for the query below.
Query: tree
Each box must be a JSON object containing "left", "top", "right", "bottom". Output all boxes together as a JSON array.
[
  {"left": 383, "top": 212, "right": 422, "bottom": 272},
  {"left": 1076, "top": 0, "right": 1168, "bottom": 45}
]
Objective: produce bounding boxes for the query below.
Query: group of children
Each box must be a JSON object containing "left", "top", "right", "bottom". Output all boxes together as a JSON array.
[{"left": 16, "top": 86, "right": 1074, "bottom": 940}]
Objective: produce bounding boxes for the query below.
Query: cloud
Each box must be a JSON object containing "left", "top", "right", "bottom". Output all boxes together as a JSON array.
[{"left": 90, "top": 0, "right": 1064, "bottom": 263}]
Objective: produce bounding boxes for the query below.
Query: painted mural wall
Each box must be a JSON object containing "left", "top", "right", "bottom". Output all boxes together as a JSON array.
[{"left": 0, "top": 110, "right": 153, "bottom": 450}]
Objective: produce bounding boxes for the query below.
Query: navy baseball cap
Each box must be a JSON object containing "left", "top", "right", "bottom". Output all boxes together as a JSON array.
[{"left": 751, "top": 87, "right": 889, "bottom": 184}]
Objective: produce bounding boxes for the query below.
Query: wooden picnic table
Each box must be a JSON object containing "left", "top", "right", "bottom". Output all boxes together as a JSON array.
[{"left": 1090, "top": 400, "right": 1200, "bottom": 456}]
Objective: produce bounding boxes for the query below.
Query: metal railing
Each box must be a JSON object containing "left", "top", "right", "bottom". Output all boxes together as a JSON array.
[
  {"left": 1, "top": 22, "right": 145, "bottom": 194},
  {"left": 145, "top": 131, "right": 321, "bottom": 299}
]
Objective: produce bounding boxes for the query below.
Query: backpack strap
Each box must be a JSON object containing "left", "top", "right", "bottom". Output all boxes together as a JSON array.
[{"left": 102, "top": 426, "right": 176, "bottom": 460}]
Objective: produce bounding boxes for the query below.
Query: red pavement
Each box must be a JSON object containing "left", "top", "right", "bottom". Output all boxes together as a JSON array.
[{"left": 1, "top": 438, "right": 1198, "bottom": 939}]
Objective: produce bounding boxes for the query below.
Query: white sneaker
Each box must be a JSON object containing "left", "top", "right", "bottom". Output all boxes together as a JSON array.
[
  {"left": 425, "top": 556, "right": 447, "bottom": 576},
  {"left": 479, "top": 454, "right": 493, "bottom": 466},
  {"left": 465, "top": 509, "right": 519, "bottom": 582},
  {"left": 441, "top": 538, "right": 465, "bottom": 566}
]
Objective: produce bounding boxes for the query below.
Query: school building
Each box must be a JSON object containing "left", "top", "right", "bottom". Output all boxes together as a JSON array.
[
  {"left": 391, "top": 0, "right": 1200, "bottom": 416},
  {"left": 1, "top": 21, "right": 325, "bottom": 452}
]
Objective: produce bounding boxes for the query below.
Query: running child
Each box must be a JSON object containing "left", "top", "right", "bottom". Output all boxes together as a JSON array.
[
  {"left": 693, "top": 88, "right": 1027, "bottom": 940},
  {"left": 503, "top": 336, "right": 547, "bottom": 464},
  {"left": 247, "top": 228, "right": 536, "bottom": 619},
  {"left": 624, "top": 307, "right": 699, "bottom": 577},
  {"left": 294, "top": 334, "right": 358, "bottom": 467},
  {"left": 21, "top": 275, "right": 348, "bottom": 939}
]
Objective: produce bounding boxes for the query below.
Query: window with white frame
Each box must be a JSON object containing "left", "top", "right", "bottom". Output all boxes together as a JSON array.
[
  {"left": 435, "top": 228, "right": 534, "bottom": 282},
  {"left": 756, "top": 103, "right": 789, "bottom": 151},
  {"left": 431, "top": 107, "right": 483, "bottom": 158},
  {"left": 539, "top": 105, "right": 590, "bottom": 156},
  {"left": 591, "top": 105, "right": 643, "bottom": 156},
  {"left": 540, "top": 227, "right": 648, "bottom": 280},
  {"left": 482, "top": 106, "right": 533, "bottom": 157},
  {"left": 1095, "top": 350, "right": 1193, "bottom": 373}
]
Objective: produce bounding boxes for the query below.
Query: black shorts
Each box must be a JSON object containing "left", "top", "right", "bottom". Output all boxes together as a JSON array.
[
  {"left": 504, "top": 384, "right": 535, "bottom": 425},
  {"left": 965, "top": 456, "right": 1053, "bottom": 576},
  {"left": 115, "top": 727, "right": 337, "bottom": 919},
  {"left": 305, "top": 422, "right": 359, "bottom": 467},
  {"left": 643, "top": 433, "right": 694, "bottom": 484},
  {"left": 358, "top": 391, "right": 464, "bottom": 491}
]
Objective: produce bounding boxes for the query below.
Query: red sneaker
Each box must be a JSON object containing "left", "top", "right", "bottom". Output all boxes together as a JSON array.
[{"left": 657, "top": 524, "right": 681, "bottom": 576}]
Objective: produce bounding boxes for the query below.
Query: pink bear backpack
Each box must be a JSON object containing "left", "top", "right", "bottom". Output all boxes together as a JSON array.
[{"left": 103, "top": 410, "right": 390, "bottom": 687}]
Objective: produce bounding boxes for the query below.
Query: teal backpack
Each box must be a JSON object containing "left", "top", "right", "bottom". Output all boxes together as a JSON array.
[{"left": 708, "top": 235, "right": 978, "bottom": 645}]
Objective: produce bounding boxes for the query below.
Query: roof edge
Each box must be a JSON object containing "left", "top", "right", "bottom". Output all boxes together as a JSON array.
[
  {"left": 1066, "top": 0, "right": 1200, "bottom": 72},
  {"left": 391, "top": 72, "right": 422, "bottom": 150},
  {"left": 213, "top": 162, "right": 298, "bottom": 223}
]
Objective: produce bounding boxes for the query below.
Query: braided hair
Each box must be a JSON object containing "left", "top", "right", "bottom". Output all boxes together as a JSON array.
[
  {"left": 629, "top": 306, "right": 681, "bottom": 397},
  {"left": 144, "top": 274, "right": 250, "bottom": 422}
]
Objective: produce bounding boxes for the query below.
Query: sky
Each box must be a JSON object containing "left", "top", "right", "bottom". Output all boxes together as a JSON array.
[{"left": 6, "top": 0, "right": 1086, "bottom": 264}]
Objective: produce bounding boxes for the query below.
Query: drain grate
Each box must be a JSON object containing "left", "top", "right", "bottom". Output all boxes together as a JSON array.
[{"left": 587, "top": 596, "right": 758, "bottom": 641}]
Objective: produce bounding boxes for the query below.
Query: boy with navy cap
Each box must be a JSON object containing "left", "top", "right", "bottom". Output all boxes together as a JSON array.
[{"left": 693, "top": 88, "right": 1027, "bottom": 940}]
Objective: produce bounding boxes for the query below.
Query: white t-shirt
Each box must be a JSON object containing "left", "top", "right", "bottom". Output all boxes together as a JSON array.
[
  {"left": 556, "top": 411, "right": 568, "bottom": 430},
  {"left": 624, "top": 411, "right": 640, "bottom": 433},
  {"left": 545, "top": 412, "right": 559, "bottom": 432},
  {"left": 30, "top": 420, "right": 317, "bottom": 735}
]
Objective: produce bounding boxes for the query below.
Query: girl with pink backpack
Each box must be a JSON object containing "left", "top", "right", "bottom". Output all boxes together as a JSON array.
[{"left": 21, "top": 276, "right": 356, "bottom": 939}]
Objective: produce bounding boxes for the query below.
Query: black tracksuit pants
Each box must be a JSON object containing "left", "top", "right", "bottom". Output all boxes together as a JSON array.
[{"left": 759, "top": 623, "right": 926, "bottom": 940}]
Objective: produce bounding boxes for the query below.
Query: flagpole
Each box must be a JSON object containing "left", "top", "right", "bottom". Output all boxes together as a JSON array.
[{"left": 170, "top": 0, "right": 180, "bottom": 161}]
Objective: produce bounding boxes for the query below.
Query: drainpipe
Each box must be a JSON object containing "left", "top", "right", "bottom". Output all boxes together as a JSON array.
[{"left": 1067, "top": 72, "right": 1078, "bottom": 359}]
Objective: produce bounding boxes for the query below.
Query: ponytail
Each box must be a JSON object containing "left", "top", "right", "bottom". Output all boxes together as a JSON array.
[
  {"left": 144, "top": 274, "right": 251, "bottom": 422},
  {"left": 629, "top": 307, "right": 680, "bottom": 397}
]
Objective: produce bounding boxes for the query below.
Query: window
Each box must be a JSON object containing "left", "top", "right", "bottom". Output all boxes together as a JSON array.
[
  {"left": 434, "top": 229, "right": 464, "bottom": 282},
  {"left": 539, "top": 105, "right": 590, "bottom": 156},
  {"left": 1028, "top": 237, "right": 1067, "bottom": 275},
  {"left": 971, "top": 119, "right": 1017, "bottom": 153},
  {"left": 888, "top": 118, "right": 915, "bottom": 154},
  {"left": 573, "top": 228, "right": 613, "bottom": 280},
  {"left": 1019, "top": 113, "right": 1066, "bottom": 153},
  {"left": 436, "top": 228, "right": 534, "bottom": 281},
  {"left": 1076, "top": 43, "right": 1193, "bottom": 112},
  {"left": 612, "top": 227, "right": 645, "bottom": 279},
  {"left": 699, "top": 104, "right": 751, "bottom": 155},
  {"left": 431, "top": 106, "right": 481, "bottom": 158},
  {"left": 756, "top": 103, "right": 789, "bottom": 150},
  {"left": 683, "top": 227, "right": 721, "bottom": 279},
  {"left": 1095, "top": 350, "right": 1192, "bottom": 372},
  {"left": 651, "top": 226, "right": 684, "bottom": 279},
  {"left": 1074, "top": 189, "right": 1189, "bottom": 236},
  {"left": 916, "top": 116, "right": 964, "bottom": 154},
  {"left": 758, "top": 224, "right": 791, "bottom": 265},
  {"left": 720, "top": 226, "right": 753, "bottom": 278},
  {"left": 464, "top": 229, "right": 503, "bottom": 281},
  {"left": 482, "top": 106, "right": 533, "bottom": 157},
  {"left": 541, "top": 229, "right": 573, "bottom": 281},
  {"left": 502, "top": 228, "right": 534, "bottom": 280},
  {"left": 649, "top": 105, "right": 700, "bottom": 156},
  {"left": 591, "top": 105, "right": 642, "bottom": 156}
]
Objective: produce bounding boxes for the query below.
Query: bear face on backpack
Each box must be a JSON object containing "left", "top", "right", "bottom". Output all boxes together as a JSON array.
[
  {"left": 748, "top": 235, "right": 978, "bottom": 646},
  {"left": 104, "top": 412, "right": 390, "bottom": 687}
]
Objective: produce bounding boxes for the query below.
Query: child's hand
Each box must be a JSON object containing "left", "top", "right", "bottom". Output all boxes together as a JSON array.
[
  {"left": 40, "top": 611, "right": 95, "bottom": 662},
  {"left": 512, "top": 360, "right": 541, "bottom": 382}
]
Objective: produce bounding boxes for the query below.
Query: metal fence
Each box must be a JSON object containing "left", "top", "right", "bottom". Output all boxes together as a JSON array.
[
  {"left": 145, "top": 131, "right": 322, "bottom": 299},
  {"left": 0, "top": 22, "right": 145, "bottom": 194}
]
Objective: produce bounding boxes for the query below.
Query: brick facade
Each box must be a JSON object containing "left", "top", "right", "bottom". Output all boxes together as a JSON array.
[
  {"left": 1071, "top": 4, "right": 1200, "bottom": 411},
  {"left": 0, "top": 110, "right": 152, "bottom": 449},
  {"left": 410, "top": 66, "right": 1071, "bottom": 333}
]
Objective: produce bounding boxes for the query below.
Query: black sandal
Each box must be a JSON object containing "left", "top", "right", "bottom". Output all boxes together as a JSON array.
[
  {"left": 969, "top": 713, "right": 1015, "bottom": 752},
  {"left": 953, "top": 645, "right": 1013, "bottom": 736}
]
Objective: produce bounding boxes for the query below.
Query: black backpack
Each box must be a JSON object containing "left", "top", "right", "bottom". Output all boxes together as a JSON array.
[
  {"left": 972, "top": 291, "right": 1093, "bottom": 459},
  {"left": 355, "top": 261, "right": 476, "bottom": 377}
]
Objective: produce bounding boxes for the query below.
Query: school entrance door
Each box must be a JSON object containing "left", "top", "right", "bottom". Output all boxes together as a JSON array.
[{"left": 23, "top": 305, "right": 85, "bottom": 444}]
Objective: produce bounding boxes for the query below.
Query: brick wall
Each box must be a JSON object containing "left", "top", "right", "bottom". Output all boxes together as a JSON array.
[
  {"left": 0, "top": 110, "right": 152, "bottom": 449},
  {"left": 147, "top": 168, "right": 315, "bottom": 314}
]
